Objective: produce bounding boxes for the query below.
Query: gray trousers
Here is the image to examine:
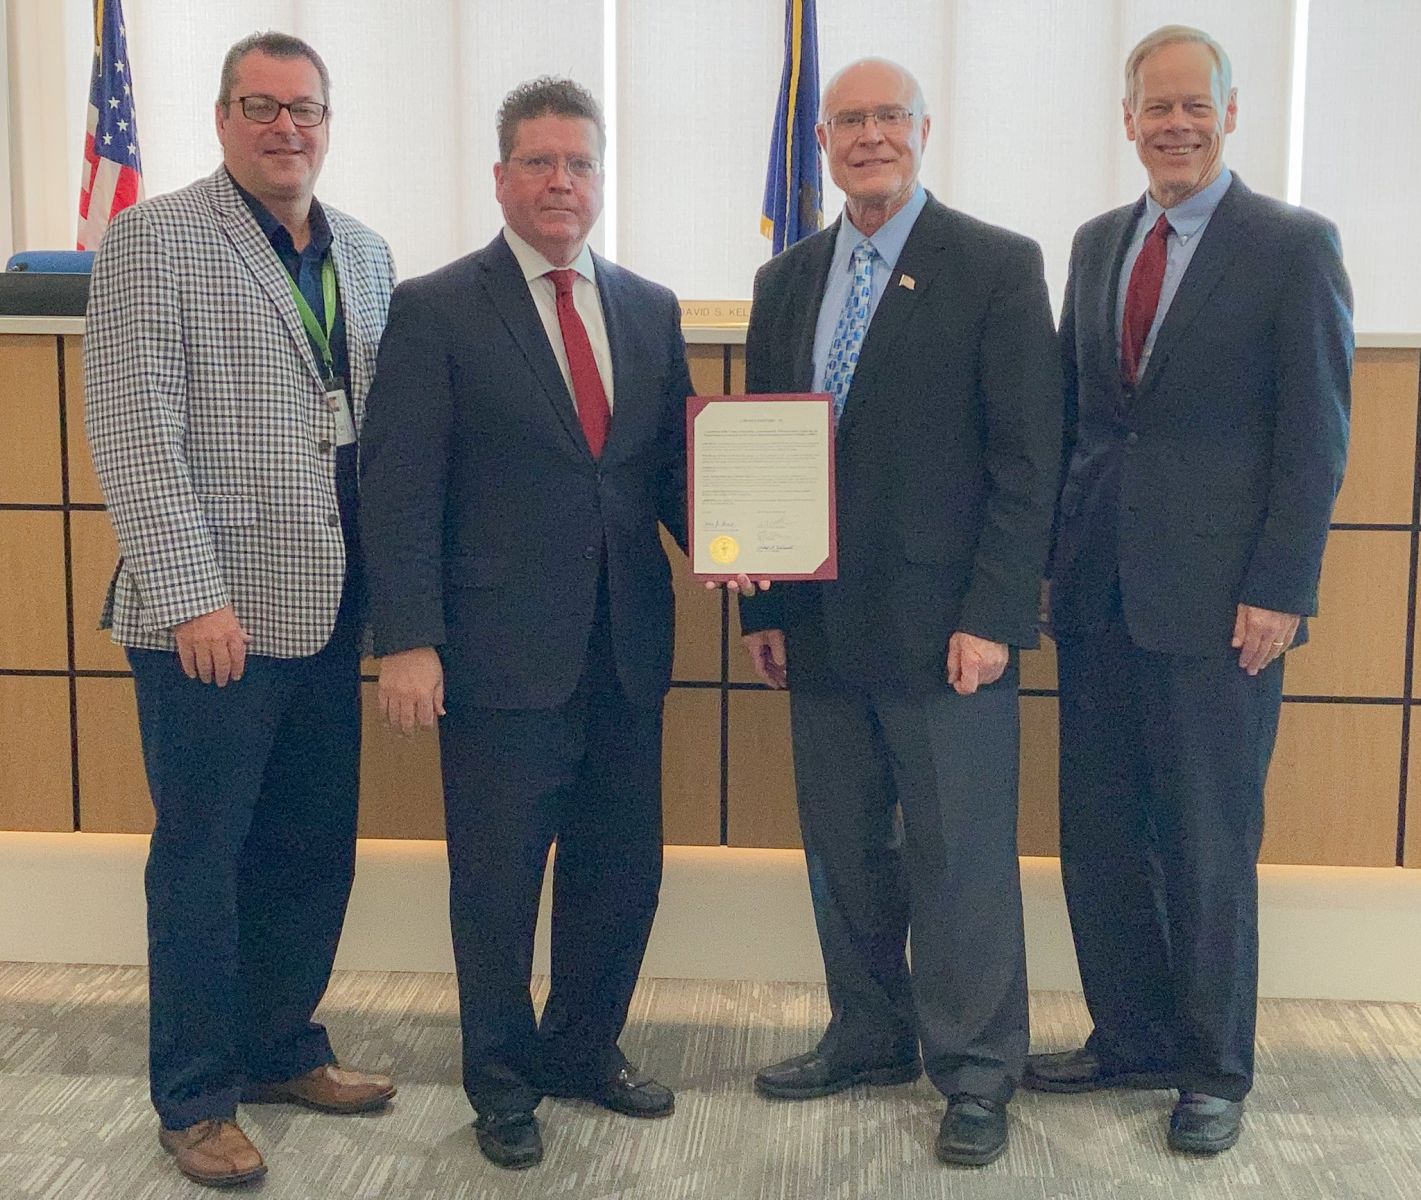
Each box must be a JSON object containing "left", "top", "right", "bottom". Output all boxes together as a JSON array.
[{"left": 787, "top": 666, "right": 1028, "bottom": 1105}]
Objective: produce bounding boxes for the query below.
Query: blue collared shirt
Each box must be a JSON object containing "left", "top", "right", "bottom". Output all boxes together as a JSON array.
[
  {"left": 1114, "top": 167, "right": 1233, "bottom": 377},
  {"left": 812, "top": 185, "right": 928, "bottom": 392},
  {"left": 228, "top": 168, "right": 349, "bottom": 388},
  {"left": 229, "top": 170, "right": 360, "bottom": 590}
]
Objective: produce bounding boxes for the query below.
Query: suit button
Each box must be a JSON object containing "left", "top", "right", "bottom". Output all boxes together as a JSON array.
[
  {"left": 326, "top": 513, "right": 341, "bottom": 527},
  {"left": 1125, "top": 432, "right": 1139, "bottom": 446},
  {"left": 583, "top": 546, "right": 597, "bottom": 560},
  {"left": 318, "top": 439, "right": 332, "bottom": 454}
]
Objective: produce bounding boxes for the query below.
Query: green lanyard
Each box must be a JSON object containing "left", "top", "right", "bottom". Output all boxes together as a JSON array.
[{"left": 288, "top": 255, "right": 338, "bottom": 380}]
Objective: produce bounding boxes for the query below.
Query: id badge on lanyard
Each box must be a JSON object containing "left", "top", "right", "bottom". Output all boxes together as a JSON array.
[
  {"left": 325, "top": 378, "right": 356, "bottom": 446},
  {"left": 289, "top": 257, "right": 355, "bottom": 445}
]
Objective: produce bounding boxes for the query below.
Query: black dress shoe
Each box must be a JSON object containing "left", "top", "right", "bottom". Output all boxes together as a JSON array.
[
  {"left": 754, "top": 1049, "right": 922, "bottom": 1100},
  {"left": 551, "top": 1066, "right": 675, "bottom": 1118},
  {"left": 1023, "top": 1046, "right": 1171, "bottom": 1093},
  {"left": 935, "top": 1095, "right": 1008, "bottom": 1166},
  {"left": 1168, "top": 1092, "right": 1243, "bottom": 1154},
  {"left": 474, "top": 1111, "right": 543, "bottom": 1170}
]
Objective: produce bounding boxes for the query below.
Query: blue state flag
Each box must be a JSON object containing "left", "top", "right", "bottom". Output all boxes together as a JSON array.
[{"left": 761, "top": 0, "right": 822, "bottom": 254}]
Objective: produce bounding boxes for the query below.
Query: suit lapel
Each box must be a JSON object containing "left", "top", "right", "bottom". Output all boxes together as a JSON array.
[
  {"left": 1136, "top": 177, "right": 1252, "bottom": 396},
  {"left": 593, "top": 255, "right": 636, "bottom": 462},
  {"left": 836, "top": 202, "right": 948, "bottom": 437},
  {"left": 792, "top": 222, "right": 838, "bottom": 392},
  {"left": 329, "top": 222, "right": 372, "bottom": 402},
  {"left": 207, "top": 169, "right": 324, "bottom": 390},
  {"left": 476, "top": 234, "right": 590, "bottom": 457},
  {"left": 1100, "top": 199, "right": 1145, "bottom": 381}
]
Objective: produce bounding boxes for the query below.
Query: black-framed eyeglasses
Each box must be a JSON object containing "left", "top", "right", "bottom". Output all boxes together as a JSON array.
[
  {"left": 824, "top": 106, "right": 916, "bottom": 134},
  {"left": 507, "top": 154, "right": 602, "bottom": 180},
  {"left": 232, "top": 94, "right": 329, "bottom": 128}
]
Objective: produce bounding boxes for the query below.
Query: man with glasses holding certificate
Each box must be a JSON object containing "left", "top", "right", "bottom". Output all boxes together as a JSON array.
[
  {"left": 737, "top": 57, "right": 1060, "bottom": 1167},
  {"left": 361, "top": 77, "right": 693, "bottom": 1170},
  {"left": 85, "top": 31, "right": 397, "bottom": 1189}
]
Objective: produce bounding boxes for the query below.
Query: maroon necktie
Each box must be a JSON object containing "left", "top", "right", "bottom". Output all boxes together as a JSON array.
[
  {"left": 1120, "top": 213, "right": 1172, "bottom": 386},
  {"left": 547, "top": 268, "right": 610, "bottom": 457}
]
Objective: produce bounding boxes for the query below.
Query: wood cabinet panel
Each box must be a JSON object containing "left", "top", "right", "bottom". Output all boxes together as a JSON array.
[
  {"left": 0, "top": 676, "right": 72, "bottom": 831},
  {"left": 0, "top": 511, "right": 68, "bottom": 670},
  {"left": 0, "top": 335, "right": 62, "bottom": 504}
]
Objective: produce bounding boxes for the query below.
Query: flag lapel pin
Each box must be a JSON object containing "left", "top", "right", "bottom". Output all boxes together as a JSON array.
[{"left": 898, "top": 273, "right": 916, "bottom": 290}]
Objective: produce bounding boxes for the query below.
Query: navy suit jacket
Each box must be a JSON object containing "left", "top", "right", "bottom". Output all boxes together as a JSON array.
[
  {"left": 1051, "top": 176, "right": 1353, "bottom": 653},
  {"left": 739, "top": 195, "right": 1062, "bottom": 693},
  {"left": 360, "top": 232, "right": 692, "bottom": 709}
]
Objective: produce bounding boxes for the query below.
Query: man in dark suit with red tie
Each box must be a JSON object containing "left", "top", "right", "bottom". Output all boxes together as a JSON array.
[
  {"left": 1026, "top": 26, "right": 1352, "bottom": 1156},
  {"left": 358, "top": 77, "right": 692, "bottom": 1170}
]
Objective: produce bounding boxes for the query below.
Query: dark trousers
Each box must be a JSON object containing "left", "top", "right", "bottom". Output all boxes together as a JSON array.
[
  {"left": 128, "top": 613, "right": 361, "bottom": 1130},
  {"left": 439, "top": 599, "right": 664, "bottom": 1117},
  {"left": 1055, "top": 589, "right": 1282, "bottom": 1102},
  {"left": 787, "top": 666, "right": 1029, "bottom": 1106}
]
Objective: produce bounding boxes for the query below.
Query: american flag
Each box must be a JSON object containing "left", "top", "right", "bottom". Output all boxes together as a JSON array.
[{"left": 77, "top": 0, "right": 143, "bottom": 250}]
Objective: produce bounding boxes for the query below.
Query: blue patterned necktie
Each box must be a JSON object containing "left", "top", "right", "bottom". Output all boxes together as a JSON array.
[{"left": 824, "top": 240, "right": 877, "bottom": 425}]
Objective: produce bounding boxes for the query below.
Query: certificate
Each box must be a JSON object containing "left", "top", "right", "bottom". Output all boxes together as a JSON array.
[{"left": 687, "top": 393, "right": 837, "bottom": 581}]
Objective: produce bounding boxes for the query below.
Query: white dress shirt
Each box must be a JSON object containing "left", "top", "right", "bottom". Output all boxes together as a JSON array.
[{"left": 502, "top": 226, "right": 615, "bottom": 411}]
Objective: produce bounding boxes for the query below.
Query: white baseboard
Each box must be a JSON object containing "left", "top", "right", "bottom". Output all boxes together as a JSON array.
[{"left": 2, "top": 832, "right": 1418, "bottom": 1002}]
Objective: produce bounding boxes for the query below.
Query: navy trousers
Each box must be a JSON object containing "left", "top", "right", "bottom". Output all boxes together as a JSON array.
[
  {"left": 438, "top": 589, "right": 664, "bottom": 1118},
  {"left": 1055, "top": 587, "right": 1282, "bottom": 1102},
  {"left": 127, "top": 611, "right": 361, "bottom": 1129}
]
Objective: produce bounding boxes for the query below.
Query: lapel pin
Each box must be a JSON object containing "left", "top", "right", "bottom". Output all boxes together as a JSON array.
[{"left": 898, "top": 273, "right": 915, "bottom": 290}]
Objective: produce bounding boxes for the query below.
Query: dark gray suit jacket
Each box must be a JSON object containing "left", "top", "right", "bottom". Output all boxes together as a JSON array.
[
  {"left": 740, "top": 195, "right": 1062, "bottom": 693},
  {"left": 1051, "top": 175, "right": 1353, "bottom": 652}
]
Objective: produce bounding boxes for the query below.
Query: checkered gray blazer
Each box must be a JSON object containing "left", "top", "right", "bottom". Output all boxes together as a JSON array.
[{"left": 85, "top": 167, "right": 396, "bottom": 657}]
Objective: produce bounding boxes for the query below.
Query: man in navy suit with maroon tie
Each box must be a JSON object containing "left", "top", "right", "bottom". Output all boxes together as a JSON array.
[
  {"left": 1027, "top": 26, "right": 1352, "bottom": 1156},
  {"left": 359, "top": 77, "right": 693, "bottom": 1170}
]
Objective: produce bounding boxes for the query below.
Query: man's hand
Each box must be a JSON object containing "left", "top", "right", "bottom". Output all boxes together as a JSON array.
[
  {"left": 173, "top": 604, "right": 251, "bottom": 686},
  {"left": 946, "top": 632, "right": 1009, "bottom": 696},
  {"left": 1232, "top": 604, "right": 1300, "bottom": 676},
  {"left": 379, "top": 647, "right": 446, "bottom": 735},
  {"left": 705, "top": 574, "right": 773, "bottom": 597},
  {"left": 742, "top": 629, "right": 787, "bottom": 689}
]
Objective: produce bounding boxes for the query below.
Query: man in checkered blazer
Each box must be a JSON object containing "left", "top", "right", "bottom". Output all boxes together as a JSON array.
[{"left": 85, "top": 32, "right": 397, "bottom": 1189}]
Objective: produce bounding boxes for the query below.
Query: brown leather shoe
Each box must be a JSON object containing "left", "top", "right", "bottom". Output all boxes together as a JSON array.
[
  {"left": 158, "top": 1119, "right": 266, "bottom": 1187},
  {"left": 243, "top": 1063, "right": 397, "bottom": 1114}
]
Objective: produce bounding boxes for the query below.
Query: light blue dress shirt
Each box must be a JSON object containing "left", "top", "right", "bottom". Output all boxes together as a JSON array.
[
  {"left": 1115, "top": 167, "right": 1233, "bottom": 377},
  {"left": 812, "top": 185, "right": 929, "bottom": 393}
]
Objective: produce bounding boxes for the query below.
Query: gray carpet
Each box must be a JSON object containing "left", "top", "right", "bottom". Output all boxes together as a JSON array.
[{"left": 1, "top": 963, "right": 1418, "bottom": 1198}]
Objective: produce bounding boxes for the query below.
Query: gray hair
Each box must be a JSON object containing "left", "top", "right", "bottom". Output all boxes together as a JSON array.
[
  {"left": 1124, "top": 25, "right": 1232, "bottom": 111},
  {"left": 819, "top": 58, "right": 927, "bottom": 123},
  {"left": 218, "top": 31, "right": 331, "bottom": 108},
  {"left": 497, "top": 77, "right": 606, "bottom": 161}
]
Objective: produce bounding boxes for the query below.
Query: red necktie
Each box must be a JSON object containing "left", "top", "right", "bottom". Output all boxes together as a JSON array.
[
  {"left": 1120, "top": 213, "right": 1172, "bottom": 386},
  {"left": 547, "top": 268, "right": 610, "bottom": 457}
]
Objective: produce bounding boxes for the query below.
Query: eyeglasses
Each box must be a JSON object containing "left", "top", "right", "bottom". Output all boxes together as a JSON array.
[
  {"left": 824, "top": 106, "right": 916, "bottom": 134},
  {"left": 232, "top": 94, "right": 329, "bottom": 128},
  {"left": 507, "top": 154, "right": 603, "bottom": 180}
]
